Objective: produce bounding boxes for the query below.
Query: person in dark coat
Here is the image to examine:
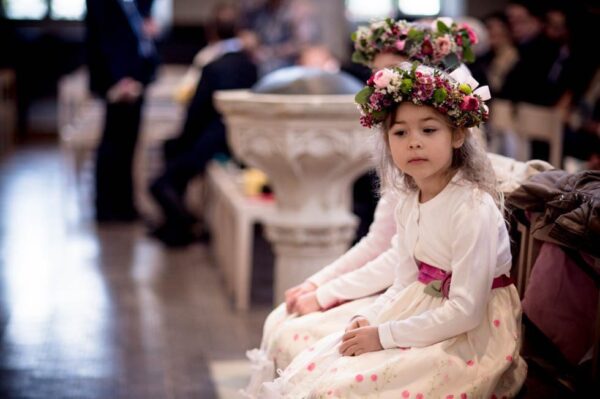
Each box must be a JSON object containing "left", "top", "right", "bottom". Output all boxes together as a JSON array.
[
  {"left": 149, "top": 7, "right": 258, "bottom": 246},
  {"left": 85, "top": 0, "right": 159, "bottom": 222}
]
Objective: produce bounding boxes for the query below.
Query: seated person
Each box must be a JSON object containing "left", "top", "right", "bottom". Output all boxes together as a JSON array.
[{"left": 149, "top": 5, "right": 258, "bottom": 246}]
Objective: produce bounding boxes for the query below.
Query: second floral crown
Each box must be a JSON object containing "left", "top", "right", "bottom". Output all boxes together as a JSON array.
[
  {"left": 352, "top": 18, "right": 478, "bottom": 70},
  {"left": 355, "top": 62, "right": 491, "bottom": 129}
]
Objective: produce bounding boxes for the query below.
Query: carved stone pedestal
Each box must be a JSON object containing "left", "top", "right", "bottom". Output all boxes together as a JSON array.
[{"left": 215, "top": 90, "right": 373, "bottom": 303}]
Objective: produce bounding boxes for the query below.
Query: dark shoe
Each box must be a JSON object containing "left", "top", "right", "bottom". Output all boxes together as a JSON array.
[
  {"left": 149, "top": 222, "right": 206, "bottom": 247},
  {"left": 149, "top": 177, "right": 197, "bottom": 225},
  {"left": 95, "top": 208, "right": 139, "bottom": 223}
]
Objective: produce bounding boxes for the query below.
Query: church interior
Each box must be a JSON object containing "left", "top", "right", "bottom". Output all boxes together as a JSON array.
[{"left": 0, "top": 0, "right": 599, "bottom": 397}]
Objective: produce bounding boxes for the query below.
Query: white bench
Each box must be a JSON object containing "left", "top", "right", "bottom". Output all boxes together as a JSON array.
[{"left": 204, "top": 161, "right": 276, "bottom": 311}]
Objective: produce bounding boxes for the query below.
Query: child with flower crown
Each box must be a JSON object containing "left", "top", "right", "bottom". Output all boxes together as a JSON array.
[
  {"left": 243, "top": 18, "right": 496, "bottom": 397},
  {"left": 259, "top": 61, "right": 527, "bottom": 398}
]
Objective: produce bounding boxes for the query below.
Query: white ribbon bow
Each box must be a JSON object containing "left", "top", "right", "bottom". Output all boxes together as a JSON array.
[{"left": 450, "top": 65, "right": 491, "bottom": 101}]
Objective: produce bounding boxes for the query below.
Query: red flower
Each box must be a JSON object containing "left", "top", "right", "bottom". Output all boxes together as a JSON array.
[{"left": 421, "top": 39, "right": 434, "bottom": 55}]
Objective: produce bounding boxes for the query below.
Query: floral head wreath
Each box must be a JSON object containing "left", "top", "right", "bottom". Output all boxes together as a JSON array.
[
  {"left": 355, "top": 62, "right": 491, "bottom": 129},
  {"left": 351, "top": 17, "right": 478, "bottom": 70}
]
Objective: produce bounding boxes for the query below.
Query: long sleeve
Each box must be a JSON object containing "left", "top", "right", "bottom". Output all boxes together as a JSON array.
[
  {"left": 353, "top": 219, "right": 419, "bottom": 322},
  {"left": 315, "top": 242, "right": 399, "bottom": 308},
  {"left": 377, "top": 198, "right": 500, "bottom": 349},
  {"left": 307, "top": 191, "right": 399, "bottom": 288}
]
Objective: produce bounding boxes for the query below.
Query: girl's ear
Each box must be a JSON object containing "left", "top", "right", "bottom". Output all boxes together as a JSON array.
[{"left": 452, "top": 128, "right": 466, "bottom": 149}]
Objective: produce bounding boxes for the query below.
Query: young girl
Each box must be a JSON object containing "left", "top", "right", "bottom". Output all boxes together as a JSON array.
[
  {"left": 244, "top": 19, "right": 487, "bottom": 395},
  {"left": 260, "top": 61, "right": 527, "bottom": 398}
]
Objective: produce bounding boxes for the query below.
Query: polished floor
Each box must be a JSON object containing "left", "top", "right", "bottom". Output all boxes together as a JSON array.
[
  {"left": 0, "top": 142, "right": 585, "bottom": 399},
  {"left": 0, "top": 143, "right": 269, "bottom": 398}
]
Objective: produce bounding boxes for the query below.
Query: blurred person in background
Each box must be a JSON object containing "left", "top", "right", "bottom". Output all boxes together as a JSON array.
[
  {"left": 473, "top": 12, "right": 519, "bottom": 96},
  {"left": 85, "top": 0, "right": 159, "bottom": 222},
  {"left": 148, "top": 5, "right": 258, "bottom": 247},
  {"left": 242, "top": 0, "right": 319, "bottom": 76}
]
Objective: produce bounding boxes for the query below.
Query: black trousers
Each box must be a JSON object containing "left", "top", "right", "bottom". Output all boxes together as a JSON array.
[{"left": 95, "top": 98, "right": 143, "bottom": 220}]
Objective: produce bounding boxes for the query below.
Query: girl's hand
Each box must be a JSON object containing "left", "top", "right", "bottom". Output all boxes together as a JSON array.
[
  {"left": 339, "top": 326, "right": 382, "bottom": 356},
  {"left": 293, "top": 292, "right": 322, "bottom": 315},
  {"left": 285, "top": 281, "right": 317, "bottom": 313},
  {"left": 345, "top": 316, "right": 369, "bottom": 332}
]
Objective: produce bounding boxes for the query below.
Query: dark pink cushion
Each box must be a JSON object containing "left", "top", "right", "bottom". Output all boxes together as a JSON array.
[{"left": 522, "top": 242, "right": 598, "bottom": 365}]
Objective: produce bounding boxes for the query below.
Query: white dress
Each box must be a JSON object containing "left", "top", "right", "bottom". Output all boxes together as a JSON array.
[
  {"left": 244, "top": 156, "right": 544, "bottom": 396},
  {"left": 261, "top": 175, "right": 527, "bottom": 398}
]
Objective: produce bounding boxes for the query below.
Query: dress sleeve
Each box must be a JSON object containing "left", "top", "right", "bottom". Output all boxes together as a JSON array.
[
  {"left": 377, "top": 197, "right": 500, "bottom": 349},
  {"left": 315, "top": 241, "right": 398, "bottom": 309},
  {"left": 307, "top": 191, "right": 398, "bottom": 288}
]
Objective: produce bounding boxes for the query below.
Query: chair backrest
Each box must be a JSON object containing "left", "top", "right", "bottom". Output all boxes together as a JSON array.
[
  {"left": 515, "top": 102, "right": 563, "bottom": 168},
  {"left": 488, "top": 99, "right": 515, "bottom": 132}
]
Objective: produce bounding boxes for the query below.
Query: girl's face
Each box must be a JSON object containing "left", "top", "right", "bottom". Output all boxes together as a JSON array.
[{"left": 387, "top": 102, "right": 465, "bottom": 191}]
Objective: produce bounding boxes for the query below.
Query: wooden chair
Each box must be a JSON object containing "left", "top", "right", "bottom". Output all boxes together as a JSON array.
[{"left": 514, "top": 102, "right": 563, "bottom": 168}]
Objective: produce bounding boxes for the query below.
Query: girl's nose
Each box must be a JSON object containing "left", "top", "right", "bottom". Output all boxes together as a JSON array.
[{"left": 408, "top": 141, "right": 422, "bottom": 149}]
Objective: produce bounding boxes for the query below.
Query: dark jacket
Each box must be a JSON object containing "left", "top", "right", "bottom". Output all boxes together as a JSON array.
[
  {"left": 85, "top": 0, "right": 158, "bottom": 96},
  {"left": 507, "top": 170, "right": 600, "bottom": 261},
  {"left": 167, "top": 50, "right": 258, "bottom": 155}
]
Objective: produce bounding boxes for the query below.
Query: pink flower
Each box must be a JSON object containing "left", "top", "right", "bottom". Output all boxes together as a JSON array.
[
  {"left": 493, "top": 319, "right": 500, "bottom": 327},
  {"left": 434, "top": 36, "right": 452, "bottom": 59},
  {"left": 506, "top": 355, "right": 513, "bottom": 362},
  {"left": 417, "top": 394, "right": 424, "bottom": 399},
  {"left": 303, "top": 335, "right": 309, "bottom": 341},
  {"left": 466, "top": 360, "right": 474, "bottom": 366},
  {"left": 307, "top": 362, "right": 316, "bottom": 371},
  {"left": 370, "top": 374, "right": 378, "bottom": 382},
  {"left": 461, "top": 394, "right": 468, "bottom": 399},
  {"left": 327, "top": 390, "right": 333, "bottom": 396},
  {"left": 373, "top": 69, "right": 395, "bottom": 89},
  {"left": 355, "top": 374, "right": 364, "bottom": 382},
  {"left": 395, "top": 40, "right": 406, "bottom": 51},
  {"left": 402, "top": 391, "right": 410, "bottom": 398},
  {"left": 461, "top": 24, "right": 479, "bottom": 44},
  {"left": 460, "top": 96, "right": 479, "bottom": 111},
  {"left": 293, "top": 333, "right": 299, "bottom": 341},
  {"left": 446, "top": 396, "right": 455, "bottom": 399}
]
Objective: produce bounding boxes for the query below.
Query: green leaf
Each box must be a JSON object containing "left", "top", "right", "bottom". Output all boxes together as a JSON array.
[
  {"left": 463, "top": 47, "right": 475, "bottom": 63},
  {"left": 407, "top": 29, "right": 425, "bottom": 42},
  {"left": 437, "top": 20, "right": 450, "bottom": 34},
  {"left": 351, "top": 31, "right": 357, "bottom": 42},
  {"left": 372, "top": 109, "right": 388, "bottom": 121},
  {"left": 351, "top": 51, "right": 368, "bottom": 65},
  {"left": 355, "top": 86, "right": 374, "bottom": 105}
]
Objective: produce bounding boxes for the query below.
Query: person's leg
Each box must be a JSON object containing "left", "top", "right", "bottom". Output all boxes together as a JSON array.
[
  {"left": 149, "top": 119, "right": 229, "bottom": 245},
  {"left": 95, "top": 98, "right": 143, "bottom": 221}
]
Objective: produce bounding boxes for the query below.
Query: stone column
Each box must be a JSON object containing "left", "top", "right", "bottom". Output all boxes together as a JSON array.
[{"left": 215, "top": 90, "right": 374, "bottom": 303}]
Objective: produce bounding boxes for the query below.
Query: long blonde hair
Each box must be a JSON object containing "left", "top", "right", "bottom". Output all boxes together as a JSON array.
[{"left": 374, "top": 105, "right": 503, "bottom": 210}]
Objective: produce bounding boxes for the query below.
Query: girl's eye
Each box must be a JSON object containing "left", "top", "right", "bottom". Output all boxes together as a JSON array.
[
  {"left": 392, "top": 130, "right": 406, "bottom": 136},
  {"left": 423, "top": 128, "right": 437, "bottom": 134}
]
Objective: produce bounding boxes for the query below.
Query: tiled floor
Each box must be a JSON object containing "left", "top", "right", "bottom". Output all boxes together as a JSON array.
[{"left": 0, "top": 142, "right": 269, "bottom": 398}]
